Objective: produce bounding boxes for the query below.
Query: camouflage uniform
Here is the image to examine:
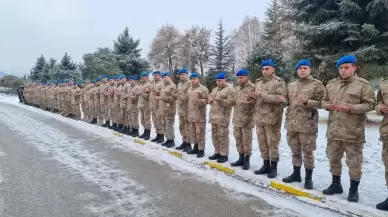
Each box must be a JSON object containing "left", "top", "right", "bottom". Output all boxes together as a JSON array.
[
  {"left": 127, "top": 82, "right": 140, "bottom": 131},
  {"left": 158, "top": 79, "right": 177, "bottom": 143},
  {"left": 187, "top": 83, "right": 209, "bottom": 155},
  {"left": 119, "top": 82, "right": 130, "bottom": 127},
  {"left": 71, "top": 85, "right": 81, "bottom": 119},
  {"left": 100, "top": 82, "right": 110, "bottom": 122},
  {"left": 175, "top": 77, "right": 191, "bottom": 148},
  {"left": 107, "top": 82, "right": 116, "bottom": 123},
  {"left": 93, "top": 83, "right": 101, "bottom": 121},
  {"left": 150, "top": 79, "right": 164, "bottom": 134},
  {"left": 285, "top": 76, "right": 325, "bottom": 169},
  {"left": 137, "top": 80, "right": 152, "bottom": 130},
  {"left": 375, "top": 79, "right": 388, "bottom": 187},
  {"left": 209, "top": 84, "right": 235, "bottom": 157}
]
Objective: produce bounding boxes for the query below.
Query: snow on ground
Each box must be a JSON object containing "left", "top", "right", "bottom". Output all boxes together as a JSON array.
[
  {"left": 1, "top": 94, "right": 387, "bottom": 216},
  {"left": 0, "top": 131, "right": 6, "bottom": 216}
]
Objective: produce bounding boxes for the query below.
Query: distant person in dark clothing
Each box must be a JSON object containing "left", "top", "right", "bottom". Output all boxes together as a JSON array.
[{"left": 17, "top": 85, "right": 25, "bottom": 103}]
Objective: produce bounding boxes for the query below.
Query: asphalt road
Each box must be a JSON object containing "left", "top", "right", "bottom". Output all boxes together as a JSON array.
[{"left": 0, "top": 102, "right": 308, "bottom": 217}]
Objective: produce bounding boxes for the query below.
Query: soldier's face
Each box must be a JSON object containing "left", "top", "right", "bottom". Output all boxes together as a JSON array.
[
  {"left": 191, "top": 77, "right": 200, "bottom": 85},
  {"left": 339, "top": 63, "right": 357, "bottom": 79},
  {"left": 237, "top": 76, "right": 248, "bottom": 84},
  {"left": 85, "top": 80, "right": 90, "bottom": 84},
  {"left": 162, "top": 76, "right": 170, "bottom": 82},
  {"left": 216, "top": 79, "right": 226, "bottom": 87},
  {"left": 297, "top": 66, "right": 311, "bottom": 78},
  {"left": 129, "top": 80, "right": 135, "bottom": 84},
  {"left": 262, "top": 66, "right": 275, "bottom": 77},
  {"left": 102, "top": 78, "right": 108, "bottom": 83},
  {"left": 179, "top": 73, "right": 187, "bottom": 80},
  {"left": 153, "top": 74, "right": 161, "bottom": 81},
  {"left": 141, "top": 76, "right": 148, "bottom": 82}
]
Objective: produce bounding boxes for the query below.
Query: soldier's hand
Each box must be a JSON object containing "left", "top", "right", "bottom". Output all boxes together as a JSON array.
[
  {"left": 336, "top": 104, "right": 352, "bottom": 113},
  {"left": 325, "top": 103, "right": 336, "bottom": 111},
  {"left": 208, "top": 96, "right": 214, "bottom": 102},
  {"left": 380, "top": 105, "right": 388, "bottom": 114},
  {"left": 249, "top": 91, "right": 259, "bottom": 99},
  {"left": 297, "top": 95, "right": 308, "bottom": 104}
]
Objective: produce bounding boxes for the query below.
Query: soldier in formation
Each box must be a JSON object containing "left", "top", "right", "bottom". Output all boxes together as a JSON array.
[{"left": 21, "top": 56, "right": 388, "bottom": 210}]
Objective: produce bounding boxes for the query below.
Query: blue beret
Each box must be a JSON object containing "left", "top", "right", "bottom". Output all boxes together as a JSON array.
[
  {"left": 336, "top": 55, "right": 358, "bottom": 68},
  {"left": 215, "top": 72, "right": 226, "bottom": 79},
  {"left": 179, "top": 68, "right": 188, "bottom": 74},
  {"left": 96, "top": 78, "right": 102, "bottom": 82},
  {"left": 260, "top": 59, "right": 277, "bottom": 68},
  {"left": 129, "top": 75, "right": 138, "bottom": 80},
  {"left": 296, "top": 59, "right": 312, "bottom": 70},
  {"left": 100, "top": 74, "right": 108, "bottom": 79},
  {"left": 140, "top": 71, "right": 149, "bottom": 77},
  {"left": 190, "top": 72, "right": 200, "bottom": 79},
  {"left": 152, "top": 71, "right": 161, "bottom": 75},
  {"left": 162, "top": 72, "right": 170, "bottom": 77},
  {"left": 236, "top": 69, "right": 249, "bottom": 77}
]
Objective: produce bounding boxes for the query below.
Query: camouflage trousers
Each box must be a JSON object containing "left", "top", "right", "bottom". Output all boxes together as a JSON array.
[
  {"left": 383, "top": 142, "right": 388, "bottom": 186},
  {"left": 118, "top": 107, "right": 128, "bottom": 125},
  {"left": 189, "top": 122, "right": 206, "bottom": 150},
  {"left": 256, "top": 125, "right": 281, "bottom": 162},
  {"left": 139, "top": 109, "right": 151, "bottom": 130},
  {"left": 179, "top": 115, "right": 190, "bottom": 142},
  {"left": 128, "top": 109, "right": 139, "bottom": 129},
  {"left": 211, "top": 123, "right": 229, "bottom": 156},
  {"left": 152, "top": 109, "right": 163, "bottom": 134},
  {"left": 111, "top": 103, "right": 119, "bottom": 122},
  {"left": 88, "top": 102, "right": 95, "bottom": 117},
  {"left": 63, "top": 102, "right": 71, "bottom": 115},
  {"left": 71, "top": 104, "right": 81, "bottom": 118},
  {"left": 101, "top": 104, "right": 110, "bottom": 120},
  {"left": 287, "top": 131, "right": 317, "bottom": 169},
  {"left": 234, "top": 126, "right": 252, "bottom": 155},
  {"left": 164, "top": 116, "right": 175, "bottom": 140},
  {"left": 326, "top": 140, "right": 364, "bottom": 181}
]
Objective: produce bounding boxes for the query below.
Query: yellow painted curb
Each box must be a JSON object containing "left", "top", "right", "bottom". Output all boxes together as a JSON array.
[
  {"left": 204, "top": 161, "right": 234, "bottom": 175},
  {"left": 133, "top": 138, "right": 146, "bottom": 145},
  {"left": 167, "top": 150, "right": 183, "bottom": 159},
  {"left": 112, "top": 132, "right": 122, "bottom": 137},
  {"left": 270, "top": 180, "right": 325, "bottom": 202}
]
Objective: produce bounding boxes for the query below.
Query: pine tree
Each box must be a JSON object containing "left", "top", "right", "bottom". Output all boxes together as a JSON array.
[
  {"left": 56, "top": 53, "right": 78, "bottom": 80},
  {"left": 60, "top": 53, "right": 77, "bottom": 71},
  {"left": 113, "top": 27, "right": 148, "bottom": 76},
  {"left": 30, "top": 54, "right": 46, "bottom": 81},
  {"left": 210, "top": 19, "right": 232, "bottom": 72}
]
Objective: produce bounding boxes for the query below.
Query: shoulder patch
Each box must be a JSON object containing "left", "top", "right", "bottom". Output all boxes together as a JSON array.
[
  {"left": 312, "top": 78, "right": 323, "bottom": 84},
  {"left": 328, "top": 78, "right": 339, "bottom": 83},
  {"left": 356, "top": 77, "right": 370, "bottom": 85}
]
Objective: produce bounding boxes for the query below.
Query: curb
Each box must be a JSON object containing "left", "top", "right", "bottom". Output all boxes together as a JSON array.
[
  {"left": 111, "top": 131, "right": 385, "bottom": 217},
  {"left": 270, "top": 180, "right": 325, "bottom": 202}
]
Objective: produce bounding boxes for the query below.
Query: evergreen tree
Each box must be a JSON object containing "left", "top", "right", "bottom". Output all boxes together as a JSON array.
[
  {"left": 60, "top": 53, "right": 77, "bottom": 71},
  {"left": 210, "top": 19, "right": 232, "bottom": 72},
  {"left": 113, "top": 27, "right": 149, "bottom": 76},
  {"left": 56, "top": 53, "right": 79, "bottom": 80},
  {"left": 30, "top": 54, "right": 46, "bottom": 81}
]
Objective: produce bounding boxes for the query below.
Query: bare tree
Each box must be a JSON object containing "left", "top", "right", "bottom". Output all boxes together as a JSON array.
[
  {"left": 190, "top": 26, "right": 211, "bottom": 77},
  {"left": 148, "top": 24, "right": 180, "bottom": 76},
  {"left": 231, "top": 16, "right": 262, "bottom": 69}
]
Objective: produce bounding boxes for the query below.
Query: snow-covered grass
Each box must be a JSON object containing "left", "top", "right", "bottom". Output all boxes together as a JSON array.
[{"left": 0, "top": 94, "right": 387, "bottom": 216}]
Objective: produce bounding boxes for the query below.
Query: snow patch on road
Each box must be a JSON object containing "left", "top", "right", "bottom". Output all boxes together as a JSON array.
[{"left": 0, "top": 108, "right": 160, "bottom": 217}]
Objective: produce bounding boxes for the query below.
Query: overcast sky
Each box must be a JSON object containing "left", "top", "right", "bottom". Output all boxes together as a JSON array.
[{"left": 0, "top": 0, "right": 270, "bottom": 76}]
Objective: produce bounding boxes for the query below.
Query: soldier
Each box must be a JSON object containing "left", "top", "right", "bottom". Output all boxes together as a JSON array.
[
  {"left": 71, "top": 83, "right": 81, "bottom": 119},
  {"left": 91, "top": 79, "right": 101, "bottom": 124},
  {"left": 110, "top": 76, "right": 122, "bottom": 130},
  {"left": 158, "top": 72, "right": 178, "bottom": 148},
  {"left": 175, "top": 68, "right": 192, "bottom": 152},
  {"left": 117, "top": 74, "right": 130, "bottom": 133},
  {"left": 150, "top": 71, "right": 165, "bottom": 143},
  {"left": 282, "top": 60, "right": 325, "bottom": 190},
  {"left": 127, "top": 76, "right": 140, "bottom": 136},
  {"left": 99, "top": 75, "right": 110, "bottom": 127},
  {"left": 82, "top": 79, "right": 90, "bottom": 121},
  {"left": 137, "top": 72, "right": 152, "bottom": 140},
  {"left": 86, "top": 81, "right": 95, "bottom": 123},
  {"left": 105, "top": 76, "right": 116, "bottom": 127},
  {"left": 321, "top": 55, "right": 375, "bottom": 202},
  {"left": 374, "top": 78, "right": 388, "bottom": 211},
  {"left": 208, "top": 72, "right": 235, "bottom": 163},
  {"left": 186, "top": 73, "right": 209, "bottom": 158},
  {"left": 231, "top": 69, "right": 255, "bottom": 170},
  {"left": 249, "top": 59, "right": 287, "bottom": 178}
]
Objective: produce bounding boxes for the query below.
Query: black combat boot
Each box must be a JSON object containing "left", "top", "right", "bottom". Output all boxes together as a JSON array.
[
  {"left": 183, "top": 143, "right": 192, "bottom": 152},
  {"left": 118, "top": 125, "right": 126, "bottom": 133},
  {"left": 124, "top": 127, "right": 132, "bottom": 135},
  {"left": 304, "top": 169, "right": 314, "bottom": 190},
  {"left": 231, "top": 153, "right": 244, "bottom": 167},
  {"left": 114, "top": 124, "right": 122, "bottom": 132},
  {"left": 348, "top": 180, "right": 360, "bottom": 202},
  {"left": 102, "top": 120, "right": 110, "bottom": 128},
  {"left": 161, "top": 140, "right": 168, "bottom": 146},
  {"left": 282, "top": 166, "right": 302, "bottom": 183},
  {"left": 138, "top": 130, "right": 147, "bottom": 139},
  {"left": 91, "top": 118, "right": 98, "bottom": 124},
  {"left": 242, "top": 155, "right": 250, "bottom": 170},
  {"left": 156, "top": 134, "right": 164, "bottom": 144},
  {"left": 217, "top": 155, "right": 228, "bottom": 163},
  {"left": 143, "top": 130, "right": 151, "bottom": 140},
  {"left": 110, "top": 123, "right": 118, "bottom": 130},
  {"left": 376, "top": 197, "right": 388, "bottom": 211},
  {"left": 267, "top": 161, "right": 278, "bottom": 178},
  {"left": 176, "top": 141, "right": 188, "bottom": 150},
  {"left": 254, "top": 160, "right": 270, "bottom": 175},
  {"left": 151, "top": 134, "right": 160, "bottom": 142},
  {"left": 165, "top": 140, "right": 175, "bottom": 148},
  {"left": 187, "top": 143, "right": 199, "bottom": 155},
  {"left": 208, "top": 153, "right": 221, "bottom": 160},
  {"left": 197, "top": 150, "right": 205, "bottom": 158},
  {"left": 322, "top": 175, "right": 343, "bottom": 195},
  {"left": 132, "top": 128, "right": 139, "bottom": 137}
]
